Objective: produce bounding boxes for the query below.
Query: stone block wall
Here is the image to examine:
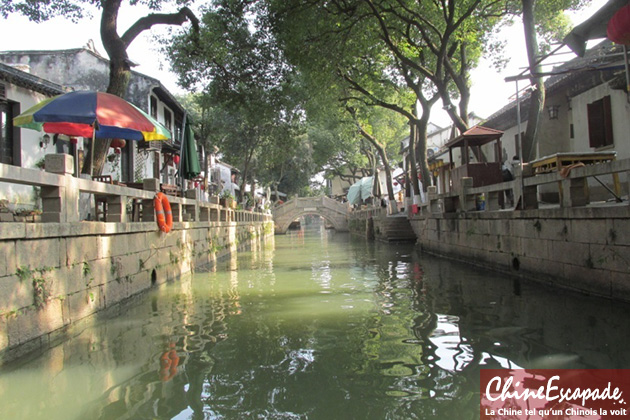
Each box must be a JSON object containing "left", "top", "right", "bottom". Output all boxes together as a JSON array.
[
  {"left": 410, "top": 206, "right": 630, "bottom": 302},
  {"left": 0, "top": 219, "right": 274, "bottom": 363}
]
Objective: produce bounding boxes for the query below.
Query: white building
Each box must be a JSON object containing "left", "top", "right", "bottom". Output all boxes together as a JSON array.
[
  {"left": 0, "top": 47, "right": 191, "bottom": 187},
  {"left": 0, "top": 62, "right": 67, "bottom": 211}
]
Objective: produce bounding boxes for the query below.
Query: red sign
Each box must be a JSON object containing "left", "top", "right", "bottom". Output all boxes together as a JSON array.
[{"left": 480, "top": 369, "right": 630, "bottom": 419}]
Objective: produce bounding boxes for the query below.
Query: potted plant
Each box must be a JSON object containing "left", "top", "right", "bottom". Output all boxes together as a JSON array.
[{"left": 219, "top": 190, "right": 234, "bottom": 208}]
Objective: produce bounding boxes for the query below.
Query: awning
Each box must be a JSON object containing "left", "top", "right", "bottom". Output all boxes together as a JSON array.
[{"left": 347, "top": 176, "right": 373, "bottom": 205}]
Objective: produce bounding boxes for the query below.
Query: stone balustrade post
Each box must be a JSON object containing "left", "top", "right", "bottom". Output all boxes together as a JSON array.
[
  {"left": 459, "top": 177, "right": 475, "bottom": 212},
  {"left": 106, "top": 196, "right": 127, "bottom": 222},
  {"left": 141, "top": 178, "right": 159, "bottom": 222},
  {"left": 428, "top": 186, "right": 441, "bottom": 213},
  {"left": 43, "top": 154, "right": 79, "bottom": 223},
  {"left": 515, "top": 163, "right": 538, "bottom": 210},
  {"left": 561, "top": 177, "right": 589, "bottom": 207},
  {"left": 184, "top": 189, "right": 200, "bottom": 221}
]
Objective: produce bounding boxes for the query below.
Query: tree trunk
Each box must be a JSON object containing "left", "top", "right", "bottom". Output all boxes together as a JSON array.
[
  {"left": 357, "top": 127, "right": 397, "bottom": 213},
  {"left": 522, "top": 0, "right": 545, "bottom": 162},
  {"left": 82, "top": 0, "right": 128, "bottom": 176},
  {"left": 408, "top": 119, "right": 421, "bottom": 198},
  {"left": 82, "top": 0, "right": 200, "bottom": 176},
  {"left": 414, "top": 116, "right": 431, "bottom": 192},
  {"left": 457, "top": 42, "right": 471, "bottom": 128}
]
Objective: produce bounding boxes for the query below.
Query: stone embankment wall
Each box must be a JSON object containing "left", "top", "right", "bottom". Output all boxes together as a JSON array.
[
  {"left": 409, "top": 206, "right": 630, "bottom": 302},
  {"left": 0, "top": 219, "right": 273, "bottom": 363}
]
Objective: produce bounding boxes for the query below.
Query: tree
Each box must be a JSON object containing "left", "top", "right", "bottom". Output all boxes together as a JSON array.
[
  {"left": 266, "top": 0, "right": 412, "bottom": 207},
  {"left": 1, "top": 0, "right": 200, "bottom": 175},
  {"left": 167, "top": 0, "right": 311, "bottom": 199},
  {"left": 516, "top": 0, "right": 586, "bottom": 161}
]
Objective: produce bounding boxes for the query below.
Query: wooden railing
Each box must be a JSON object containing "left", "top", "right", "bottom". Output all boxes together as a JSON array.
[{"left": 0, "top": 154, "right": 272, "bottom": 225}]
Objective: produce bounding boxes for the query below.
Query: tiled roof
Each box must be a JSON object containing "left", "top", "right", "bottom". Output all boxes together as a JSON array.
[
  {"left": 0, "top": 62, "right": 66, "bottom": 96},
  {"left": 482, "top": 40, "right": 623, "bottom": 130}
]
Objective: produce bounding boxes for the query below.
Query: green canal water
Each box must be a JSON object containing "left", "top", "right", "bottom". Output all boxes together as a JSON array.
[{"left": 2, "top": 227, "right": 630, "bottom": 419}]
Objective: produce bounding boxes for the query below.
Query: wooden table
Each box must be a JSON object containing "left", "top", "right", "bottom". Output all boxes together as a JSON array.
[
  {"left": 531, "top": 151, "right": 621, "bottom": 198},
  {"left": 531, "top": 152, "right": 617, "bottom": 174}
]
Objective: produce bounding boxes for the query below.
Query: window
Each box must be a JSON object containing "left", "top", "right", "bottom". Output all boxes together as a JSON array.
[
  {"left": 163, "top": 107, "right": 172, "bottom": 131},
  {"left": 150, "top": 96, "right": 158, "bottom": 119},
  {"left": 587, "top": 95, "right": 613, "bottom": 148},
  {"left": 0, "top": 101, "right": 14, "bottom": 164}
]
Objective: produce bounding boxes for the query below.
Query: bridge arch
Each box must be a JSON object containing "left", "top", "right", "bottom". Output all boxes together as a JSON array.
[{"left": 272, "top": 196, "right": 349, "bottom": 234}]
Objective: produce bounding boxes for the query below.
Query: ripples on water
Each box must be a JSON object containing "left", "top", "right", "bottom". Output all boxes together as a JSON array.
[{"left": 1, "top": 226, "right": 630, "bottom": 419}]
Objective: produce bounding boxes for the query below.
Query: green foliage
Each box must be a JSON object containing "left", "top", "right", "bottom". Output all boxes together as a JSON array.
[
  {"left": 0, "top": 0, "right": 191, "bottom": 23},
  {"left": 16, "top": 266, "right": 32, "bottom": 282},
  {"left": 220, "top": 190, "right": 235, "bottom": 200},
  {"left": 110, "top": 257, "right": 122, "bottom": 278},
  {"left": 82, "top": 261, "right": 91, "bottom": 277},
  {"left": 32, "top": 276, "right": 50, "bottom": 309},
  {"left": 0, "top": 0, "right": 86, "bottom": 22}
]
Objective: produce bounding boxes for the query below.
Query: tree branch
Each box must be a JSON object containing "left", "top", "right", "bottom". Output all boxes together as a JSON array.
[{"left": 121, "top": 7, "right": 200, "bottom": 48}]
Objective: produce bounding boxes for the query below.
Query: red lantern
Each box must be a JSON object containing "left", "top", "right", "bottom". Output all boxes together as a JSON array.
[
  {"left": 173, "top": 155, "right": 181, "bottom": 164},
  {"left": 194, "top": 182, "right": 199, "bottom": 188},
  {"left": 70, "top": 137, "right": 78, "bottom": 145},
  {"left": 393, "top": 181, "right": 398, "bottom": 186},
  {"left": 110, "top": 139, "right": 126, "bottom": 149},
  {"left": 608, "top": 4, "right": 630, "bottom": 45}
]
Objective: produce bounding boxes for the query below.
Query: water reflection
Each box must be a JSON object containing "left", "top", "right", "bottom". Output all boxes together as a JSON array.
[{"left": 1, "top": 227, "right": 630, "bottom": 419}]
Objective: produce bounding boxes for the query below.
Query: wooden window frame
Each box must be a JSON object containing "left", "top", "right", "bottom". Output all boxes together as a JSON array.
[{"left": 587, "top": 95, "right": 613, "bottom": 149}]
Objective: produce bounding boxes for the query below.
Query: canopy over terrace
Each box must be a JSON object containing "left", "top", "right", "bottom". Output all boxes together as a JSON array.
[{"left": 445, "top": 125, "right": 505, "bottom": 190}]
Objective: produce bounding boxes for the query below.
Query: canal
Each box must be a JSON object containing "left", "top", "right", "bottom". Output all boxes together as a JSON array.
[{"left": 1, "top": 227, "right": 630, "bottom": 419}]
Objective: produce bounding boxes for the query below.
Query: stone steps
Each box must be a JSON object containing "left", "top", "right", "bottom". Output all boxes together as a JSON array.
[{"left": 376, "top": 216, "right": 417, "bottom": 242}]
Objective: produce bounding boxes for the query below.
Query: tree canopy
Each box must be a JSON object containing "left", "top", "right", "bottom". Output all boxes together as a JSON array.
[{"left": 4, "top": 0, "right": 588, "bottom": 197}]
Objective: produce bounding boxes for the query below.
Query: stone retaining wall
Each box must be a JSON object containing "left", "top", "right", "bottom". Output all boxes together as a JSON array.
[
  {"left": 409, "top": 206, "right": 630, "bottom": 302},
  {"left": 0, "top": 219, "right": 274, "bottom": 363}
]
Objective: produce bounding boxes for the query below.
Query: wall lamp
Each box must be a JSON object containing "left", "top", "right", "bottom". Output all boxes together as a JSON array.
[
  {"left": 547, "top": 105, "right": 560, "bottom": 120},
  {"left": 40, "top": 133, "right": 51, "bottom": 149}
]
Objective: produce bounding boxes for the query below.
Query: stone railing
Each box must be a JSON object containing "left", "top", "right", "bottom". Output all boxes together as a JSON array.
[
  {"left": 272, "top": 196, "right": 349, "bottom": 218},
  {"left": 0, "top": 154, "right": 272, "bottom": 225},
  {"left": 420, "top": 157, "right": 629, "bottom": 215},
  {"left": 348, "top": 206, "right": 385, "bottom": 220}
]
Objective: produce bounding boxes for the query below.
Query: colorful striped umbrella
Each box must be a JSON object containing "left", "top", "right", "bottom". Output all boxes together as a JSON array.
[{"left": 14, "top": 90, "right": 171, "bottom": 141}]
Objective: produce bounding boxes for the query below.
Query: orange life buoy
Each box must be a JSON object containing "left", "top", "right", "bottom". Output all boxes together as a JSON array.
[{"left": 154, "top": 192, "right": 173, "bottom": 233}]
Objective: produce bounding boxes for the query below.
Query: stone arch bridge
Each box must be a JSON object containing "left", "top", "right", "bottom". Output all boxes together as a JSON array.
[{"left": 272, "top": 196, "right": 349, "bottom": 234}]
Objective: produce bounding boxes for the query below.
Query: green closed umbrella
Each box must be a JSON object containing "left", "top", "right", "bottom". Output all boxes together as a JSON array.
[{"left": 181, "top": 116, "right": 200, "bottom": 180}]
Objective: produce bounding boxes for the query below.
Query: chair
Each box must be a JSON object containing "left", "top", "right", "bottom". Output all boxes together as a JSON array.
[{"left": 92, "top": 175, "right": 129, "bottom": 221}]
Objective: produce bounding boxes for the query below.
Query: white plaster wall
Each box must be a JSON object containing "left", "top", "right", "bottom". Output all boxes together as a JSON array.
[
  {"left": 1, "top": 83, "right": 51, "bottom": 210},
  {"left": 571, "top": 86, "right": 630, "bottom": 160},
  {"left": 538, "top": 90, "right": 571, "bottom": 159},
  {"left": 499, "top": 122, "right": 528, "bottom": 161}
]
